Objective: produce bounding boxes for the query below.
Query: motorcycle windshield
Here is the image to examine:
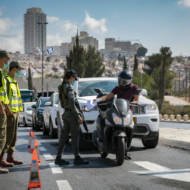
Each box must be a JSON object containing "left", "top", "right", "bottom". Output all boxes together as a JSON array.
[{"left": 114, "top": 98, "right": 129, "bottom": 116}]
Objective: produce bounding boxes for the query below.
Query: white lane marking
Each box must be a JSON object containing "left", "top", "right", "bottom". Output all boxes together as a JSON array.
[
  {"left": 39, "top": 146, "right": 47, "bottom": 152},
  {"left": 134, "top": 161, "right": 170, "bottom": 171},
  {"left": 56, "top": 180, "right": 73, "bottom": 190},
  {"left": 43, "top": 154, "right": 54, "bottom": 161},
  {"left": 131, "top": 161, "right": 190, "bottom": 183},
  {"left": 49, "top": 162, "right": 63, "bottom": 174}
]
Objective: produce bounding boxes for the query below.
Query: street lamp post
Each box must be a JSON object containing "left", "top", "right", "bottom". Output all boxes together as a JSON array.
[{"left": 38, "top": 21, "right": 48, "bottom": 97}]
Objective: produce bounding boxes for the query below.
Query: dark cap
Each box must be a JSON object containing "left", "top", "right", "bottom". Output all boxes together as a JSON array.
[
  {"left": 0, "top": 50, "right": 10, "bottom": 59},
  {"left": 9, "top": 61, "right": 24, "bottom": 71},
  {"left": 65, "top": 69, "right": 78, "bottom": 80}
]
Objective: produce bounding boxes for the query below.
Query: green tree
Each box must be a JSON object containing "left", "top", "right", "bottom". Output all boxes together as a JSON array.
[
  {"left": 144, "top": 47, "right": 173, "bottom": 110},
  {"left": 158, "top": 47, "right": 173, "bottom": 110},
  {"left": 66, "top": 33, "right": 105, "bottom": 77},
  {"left": 137, "top": 47, "right": 148, "bottom": 57},
  {"left": 123, "top": 57, "right": 128, "bottom": 71},
  {"left": 85, "top": 46, "right": 105, "bottom": 77},
  {"left": 28, "top": 64, "right": 33, "bottom": 90},
  {"left": 66, "top": 33, "right": 87, "bottom": 77}
]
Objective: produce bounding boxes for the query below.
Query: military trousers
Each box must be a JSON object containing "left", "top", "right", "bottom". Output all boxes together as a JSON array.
[
  {"left": 3, "top": 113, "right": 19, "bottom": 154},
  {"left": 0, "top": 105, "right": 7, "bottom": 156},
  {"left": 56, "top": 111, "right": 80, "bottom": 159}
]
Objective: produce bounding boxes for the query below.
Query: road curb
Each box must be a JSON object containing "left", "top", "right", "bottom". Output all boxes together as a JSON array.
[
  {"left": 160, "top": 138, "right": 190, "bottom": 151},
  {"left": 160, "top": 114, "right": 190, "bottom": 123}
]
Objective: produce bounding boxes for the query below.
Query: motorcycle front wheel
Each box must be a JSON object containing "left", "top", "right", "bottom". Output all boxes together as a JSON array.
[{"left": 116, "top": 137, "right": 125, "bottom": 166}]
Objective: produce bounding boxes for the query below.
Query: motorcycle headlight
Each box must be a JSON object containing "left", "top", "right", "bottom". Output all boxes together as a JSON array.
[
  {"left": 145, "top": 104, "right": 158, "bottom": 114},
  {"left": 112, "top": 113, "right": 122, "bottom": 125},
  {"left": 123, "top": 112, "right": 133, "bottom": 126},
  {"left": 112, "top": 112, "right": 133, "bottom": 126}
]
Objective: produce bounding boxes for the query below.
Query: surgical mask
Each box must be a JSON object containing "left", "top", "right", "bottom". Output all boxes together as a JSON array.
[
  {"left": 15, "top": 70, "right": 26, "bottom": 78},
  {"left": 3, "top": 63, "right": 9, "bottom": 70}
]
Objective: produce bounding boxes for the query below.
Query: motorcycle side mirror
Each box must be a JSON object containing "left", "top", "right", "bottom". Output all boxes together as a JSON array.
[{"left": 94, "top": 88, "right": 104, "bottom": 95}]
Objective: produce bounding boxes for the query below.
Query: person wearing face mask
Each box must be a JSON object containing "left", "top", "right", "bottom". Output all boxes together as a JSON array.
[
  {"left": 1, "top": 61, "right": 24, "bottom": 167},
  {"left": 0, "top": 51, "right": 13, "bottom": 174},
  {"left": 55, "top": 69, "right": 89, "bottom": 166},
  {"left": 96, "top": 70, "right": 140, "bottom": 158}
]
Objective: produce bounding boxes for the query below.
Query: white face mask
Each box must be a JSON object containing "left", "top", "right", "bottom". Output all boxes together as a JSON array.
[{"left": 15, "top": 70, "right": 26, "bottom": 78}]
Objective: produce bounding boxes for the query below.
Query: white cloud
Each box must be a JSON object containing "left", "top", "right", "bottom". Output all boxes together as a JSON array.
[
  {"left": 84, "top": 12, "right": 107, "bottom": 33},
  {"left": 62, "top": 21, "right": 77, "bottom": 32},
  {"left": 47, "top": 16, "right": 59, "bottom": 23},
  {"left": 178, "top": 0, "right": 190, "bottom": 7},
  {"left": 0, "top": 18, "right": 12, "bottom": 33},
  {"left": 0, "top": 33, "right": 23, "bottom": 52}
]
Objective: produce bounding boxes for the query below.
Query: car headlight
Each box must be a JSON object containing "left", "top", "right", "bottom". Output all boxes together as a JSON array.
[{"left": 145, "top": 104, "right": 158, "bottom": 113}]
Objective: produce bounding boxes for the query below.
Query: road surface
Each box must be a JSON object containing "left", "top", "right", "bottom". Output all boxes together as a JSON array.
[{"left": 0, "top": 122, "right": 190, "bottom": 190}]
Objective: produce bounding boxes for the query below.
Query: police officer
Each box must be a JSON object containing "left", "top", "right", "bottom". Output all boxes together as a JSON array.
[
  {"left": 0, "top": 51, "right": 12, "bottom": 174},
  {"left": 1, "top": 61, "right": 23, "bottom": 166},
  {"left": 96, "top": 70, "right": 140, "bottom": 158},
  {"left": 55, "top": 70, "right": 89, "bottom": 165}
]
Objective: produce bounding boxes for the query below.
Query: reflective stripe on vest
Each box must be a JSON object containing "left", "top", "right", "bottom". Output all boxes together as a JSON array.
[
  {"left": 6, "top": 76, "right": 23, "bottom": 112},
  {"left": 0, "top": 70, "right": 9, "bottom": 105}
]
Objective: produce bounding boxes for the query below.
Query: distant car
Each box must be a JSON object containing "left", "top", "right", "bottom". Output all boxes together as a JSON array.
[
  {"left": 43, "top": 92, "right": 59, "bottom": 138},
  {"left": 57, "top": 77, "right": 160, "bottom": 149},
  {"left": 21, "top": 102, "right": 36, "bottom": 127},
  {"left": 18, "top": 89, "right": 36, "bottom": 127},
  {"left": 32, "top": 97, "right": 51, "bottom": 131}
]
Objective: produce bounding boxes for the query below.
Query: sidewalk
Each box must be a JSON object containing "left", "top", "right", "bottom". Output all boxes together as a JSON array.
[{"left": 160, "top": 127, "right": 190, "bottom": 151}]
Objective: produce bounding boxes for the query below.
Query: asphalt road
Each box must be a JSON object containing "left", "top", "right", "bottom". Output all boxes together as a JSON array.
[{"left": 0, "top": 124, "right": 190, "bottom": 190}]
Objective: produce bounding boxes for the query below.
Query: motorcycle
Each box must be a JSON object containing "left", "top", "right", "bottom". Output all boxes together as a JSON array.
[{"left": 93, "top": 88, "right": 134, "bottom": 165}]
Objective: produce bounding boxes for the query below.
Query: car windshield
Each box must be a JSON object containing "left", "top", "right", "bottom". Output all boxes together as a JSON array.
[
  {"left": 39, "top": 98, "right": 50, "bottom": 107},
  {"left": 79, "top": 80, "right": 117, "bottom": 97}
]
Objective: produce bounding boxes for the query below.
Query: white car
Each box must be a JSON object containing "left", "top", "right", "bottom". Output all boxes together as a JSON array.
[
  {"left": 18, "top": 102, "right": 36, "bottom": 127},
  {"left": 56, "top": 77, "right": 160, "bottom": 148},
  {"left": 43, "top": 93, "right": 59, "bottom": 137}
]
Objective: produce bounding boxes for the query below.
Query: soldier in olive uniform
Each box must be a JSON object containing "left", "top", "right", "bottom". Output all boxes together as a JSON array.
[{"left": 55, "top": 70, "right": 89, "bottom": 165}]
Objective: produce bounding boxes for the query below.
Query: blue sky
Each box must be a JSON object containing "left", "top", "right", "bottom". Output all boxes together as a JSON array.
[{"left": 0, "top": 0, "right": 190, "bottom": 55}]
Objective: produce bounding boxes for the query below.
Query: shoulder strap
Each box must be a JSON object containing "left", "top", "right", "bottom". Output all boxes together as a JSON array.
[{"left": 5, "top": 76, "right": 11, "bottom": 97}]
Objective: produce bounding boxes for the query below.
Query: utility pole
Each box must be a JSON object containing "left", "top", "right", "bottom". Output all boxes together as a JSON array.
[{"left": 38, "top": 21, "right": 48, "bottom": 97}]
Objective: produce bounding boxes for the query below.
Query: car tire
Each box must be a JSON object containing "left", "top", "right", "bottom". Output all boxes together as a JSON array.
[
  {"left": 49, "top": 118, "right": 57, "bottom": 138},
  {"left": 142, "top": 132, "right": 159, "bottom": 149},
  {"left": 101, "top": 152, "right": 108, "bottom": 159}
]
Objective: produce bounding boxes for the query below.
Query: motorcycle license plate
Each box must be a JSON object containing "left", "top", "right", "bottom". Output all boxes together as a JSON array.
[{"left": 133, "top": 117, "right": 137, "bottom": 124}]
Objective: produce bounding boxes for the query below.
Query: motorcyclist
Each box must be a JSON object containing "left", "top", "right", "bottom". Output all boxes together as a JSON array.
[{"left": 96, "top": 70, "right": 140, "bottom": 158}]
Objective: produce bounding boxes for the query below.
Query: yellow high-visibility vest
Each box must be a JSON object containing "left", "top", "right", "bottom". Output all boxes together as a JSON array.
[
  {"left": 0, "top": 69, "right": 9, "bottom": 105},
  {"left": 6, "top": 75, "right": 23, "bottom": 112}
]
